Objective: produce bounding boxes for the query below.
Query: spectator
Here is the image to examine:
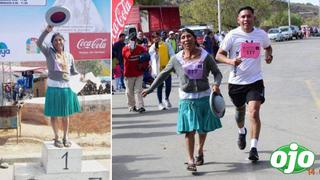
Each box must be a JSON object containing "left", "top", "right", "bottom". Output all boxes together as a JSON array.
[
  {"left": 113, "top": 60, "right": 123, "bottom": 92},
  {"left": 113, "top": 33, "right": 126, "bottom": 89},
  {"left": 160, "top": 31, "right": 168, "bottom": 42},
  {"left": 136, "top": 31, "right": 148, "bottom": 50},
  {"left": 166, "top": 31, "right": 179, "bottom": 53},
  {"left": 202, "top": 31, "right": 213, "bottom": 55},
  {"left": 123, "top": 33, "right": 149, "bottom": 113},
  {"left": 149, "top": 32, "right": 175, "bottom": 110}
]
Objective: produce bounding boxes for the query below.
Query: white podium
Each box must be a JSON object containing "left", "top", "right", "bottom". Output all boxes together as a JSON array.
[
  {"left": 41, "top": 141, "right": 82, "bottom": 173},
  {"left": 14, "top": 141, "right": 109, "bottom": 180}
]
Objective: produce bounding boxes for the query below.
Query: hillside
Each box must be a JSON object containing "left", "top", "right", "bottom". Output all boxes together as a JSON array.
[
  {"left": 291, "top": 2, "right": 319, "bottom": 19},
  {"left": 164, "top": 0, "right": 319, "bottom": 20}
]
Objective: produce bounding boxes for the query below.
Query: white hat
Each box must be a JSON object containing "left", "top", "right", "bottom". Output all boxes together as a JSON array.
[
  {"left": 169, "top": 31, "right": 174, "bottom": 35},
  {"left": 45, "top": 6, "right": 71, "bottom": 26},
  {"left": 209, "top": 92, "right": 226, "bottom": 118}
]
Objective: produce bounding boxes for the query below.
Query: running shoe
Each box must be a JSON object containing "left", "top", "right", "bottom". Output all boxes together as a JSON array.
[
  {"left": 158, "top": 103, "right": 166, "bottom": 110},
  {"left": 237, "top": 128, "right": 247, "bottom": 150},
  {"left": 129, "top": 106, "right": 137, "bottom": 112},
  {"left": 164, "top": 99, "right": 172, "bottom": 108},
  {"left": 138, "top": 107, "right": 146, "bottom": 113},
  {"left": 248, "top": 147, "right": 259, "bottom": 162}
]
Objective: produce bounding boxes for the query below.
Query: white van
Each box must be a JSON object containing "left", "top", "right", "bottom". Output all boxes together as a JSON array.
[{"left": 180, "top": 25, "right": 213, "bottom": 44}]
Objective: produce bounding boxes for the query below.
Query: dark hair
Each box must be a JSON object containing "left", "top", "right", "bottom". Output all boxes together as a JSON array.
[
  {"left": 180, "top": 28, "right": 199, "bottom": 47},
  {"left": 119, "top": 33, "right": 125, "bottom": 38},
  {"left": 237, "top": 6, "right": 254, "bottom": 15},
  {"left": 50, "top": 33, "right": 64, "bottom": 44},
  {"left": 51, "top": 33, "right": 65, "bottom": 51},
  {"left": 152, "top": 32, "right": 160, "bottom": 38}
]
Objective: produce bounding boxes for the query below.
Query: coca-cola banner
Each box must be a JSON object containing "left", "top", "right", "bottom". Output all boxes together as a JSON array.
[
  {"left": 69, "top": 33, "right": 110, "bottom": 60},
  {"left": 0, "top": 0, "right": 110, "bottom": 62},
  {"left": 112, "top": 0, "right": 134, "bottom": 43}
]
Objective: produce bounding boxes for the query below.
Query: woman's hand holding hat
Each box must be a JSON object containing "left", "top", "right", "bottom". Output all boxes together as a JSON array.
[
  {"left": 212, "top": 84, "right": 220, "bottom": 94},
  {"left": 46, "top": 25, "right": 53, "bottom": 33}
]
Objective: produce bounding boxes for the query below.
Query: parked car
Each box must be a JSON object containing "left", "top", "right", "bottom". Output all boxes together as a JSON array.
[
  {"left": 290, "top": 25, "right": 304, "bottom": 39},
  {"left": 179, "top": 24, "right": 213, "bottom": 44},
  {"left": 279, "top": 26, "right": 293, "bottom": 40},
  {"left": 267, "top": 28, "right": 284, "bottom": 41}
]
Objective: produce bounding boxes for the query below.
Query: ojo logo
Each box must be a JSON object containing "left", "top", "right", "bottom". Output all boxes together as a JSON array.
[
  {"left": 270, "top": 143, "right": 315, "bottom": 174},
  {"left": 0, "top": 42, "right": 11, "bottom": 57}
]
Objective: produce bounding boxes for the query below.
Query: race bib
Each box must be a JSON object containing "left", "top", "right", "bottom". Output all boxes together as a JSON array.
[
  {"left": 182, "top": 60, "right": 204, "bottom": 80},
  {"left": 240, "top": 42, "right": 260, "bottom": 58}
]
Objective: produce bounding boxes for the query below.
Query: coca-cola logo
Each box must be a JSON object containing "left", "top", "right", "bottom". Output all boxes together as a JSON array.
[
  {"left": 112, "top": 0, "right": 133, "bottom": 41},
  {"left": 76, "top": 38, "right": 107, "bottom": 49}
]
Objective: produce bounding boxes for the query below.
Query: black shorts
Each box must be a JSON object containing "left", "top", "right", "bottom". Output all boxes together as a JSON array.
[{"left": 228, "top": 80, "right": 265, "bottom": 107}]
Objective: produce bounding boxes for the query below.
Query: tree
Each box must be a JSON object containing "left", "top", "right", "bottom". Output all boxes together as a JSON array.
[
  {"left": 261, "top": 11, "right": 303, "bottom": 27},
  {"left": 134, "top": 0, "right": 165, "bottom": 5},
  {"left": 304, "top": 17, "right": 320, "bottom": 26},
  {"left": 180, "top": 0, "right": 216, "bottom": 25},
  {"left": 75, "top": 60, "right": 103, "bottom": 76},
  {"left": 180, "top": 0, "right": 275, "bottom": 31}
]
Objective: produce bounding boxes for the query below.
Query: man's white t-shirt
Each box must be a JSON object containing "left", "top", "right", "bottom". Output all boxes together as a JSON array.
[{"left": 220, "top": 27, "right": 271, "bottom": 85}]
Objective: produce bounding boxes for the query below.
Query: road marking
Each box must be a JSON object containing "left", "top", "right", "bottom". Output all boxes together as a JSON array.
[{"left": 305, "top": 80, "right": 320, "bottom": 110}]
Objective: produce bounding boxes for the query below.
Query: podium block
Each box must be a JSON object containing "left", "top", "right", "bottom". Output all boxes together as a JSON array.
[
  {"left": 41, "top": 141, "right": 82, "bottom": 174},
  {"left": 14, "top": 160, "right": 109, "bottom": 180}
]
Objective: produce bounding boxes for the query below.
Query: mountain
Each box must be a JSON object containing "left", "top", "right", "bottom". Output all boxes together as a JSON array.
[{"left": 291, "top": 2, "right": 319, "bottom": 19}]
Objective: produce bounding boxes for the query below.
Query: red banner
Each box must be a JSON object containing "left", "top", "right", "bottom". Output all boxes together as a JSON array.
[
  {"left": 112, "top": 0, "right": 134, "bottom": 43},
  {"left": 69, "top": 33, "right": 110, "bottom": 60}
]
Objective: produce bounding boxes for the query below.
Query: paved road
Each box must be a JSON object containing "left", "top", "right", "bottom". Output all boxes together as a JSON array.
[{"left": 112, "top": 38, "right": 320, "bottom": 180}]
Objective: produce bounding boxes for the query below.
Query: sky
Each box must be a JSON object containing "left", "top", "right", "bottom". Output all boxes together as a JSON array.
[
  {"left": 290, "top": 0, "right": 319, "bottom": 6},
  {"left": 0, "top": 0, "right": 110, "bottom": 33}
]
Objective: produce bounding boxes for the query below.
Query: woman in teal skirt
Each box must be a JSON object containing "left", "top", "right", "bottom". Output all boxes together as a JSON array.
[
  {"left": 142, "top": 28, "right": 223, "bottom": 172},
  {"left": 37, "top": 25, "right": 81, "bottom": 148}
]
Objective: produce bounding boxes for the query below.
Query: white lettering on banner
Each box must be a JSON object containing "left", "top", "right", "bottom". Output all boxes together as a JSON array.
[
  {"left": 76, "top": 38, "right": 107, "bottom": 50},
  {"left": 112, "top": 0, "right": 132, "bottom": 40}
]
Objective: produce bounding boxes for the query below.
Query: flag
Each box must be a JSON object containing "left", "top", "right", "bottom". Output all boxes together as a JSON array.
[{"left": 112, "top": 0, "right": 134, "bottom": 43}]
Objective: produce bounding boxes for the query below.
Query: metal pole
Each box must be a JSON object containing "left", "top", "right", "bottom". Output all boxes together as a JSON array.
[
  {"left": 2, "top": 62, "right": 4, "bottom": 83},
  {"left": 288, "top": 0, "right": 291, "bottom": 26},
  {"left": 159, "top": 7, "right": 164, "bottom": 30},
  {"left": 218, "top": 0, "right": 221, "bottom": 33},
  {"left": 9, "top": 62, "right": 12, "bottom": 83},
  {"left": 1, "top": 62, "right": 4, "bottom": 106}
]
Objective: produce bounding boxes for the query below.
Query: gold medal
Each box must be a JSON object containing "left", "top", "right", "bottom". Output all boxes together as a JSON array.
[
  {"left": 56, "top": 53, "right": 68, "bottom": 72},
  {"left": 62, "top": 73, "right": 69, "bottom": 81}
]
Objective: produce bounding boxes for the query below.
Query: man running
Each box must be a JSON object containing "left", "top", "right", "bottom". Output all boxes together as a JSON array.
[{"left": 216, "top": 6, "right": 273, "bottom": 162}]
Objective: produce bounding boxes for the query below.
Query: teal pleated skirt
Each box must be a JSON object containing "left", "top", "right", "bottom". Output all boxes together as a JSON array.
[
  {"left": 44, "top": 87, "right": 81, "bottom": 117},
  {"left": 177, "top": 96, "right": 222, "bottom": 134}
]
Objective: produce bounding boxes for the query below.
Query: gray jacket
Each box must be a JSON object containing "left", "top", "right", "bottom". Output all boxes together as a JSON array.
[
  {"left": 37, "top": 30, "right": 78, "bottom": 82},
  {"left": 146, "top": 49, "right": 222, "bottom": 94}
]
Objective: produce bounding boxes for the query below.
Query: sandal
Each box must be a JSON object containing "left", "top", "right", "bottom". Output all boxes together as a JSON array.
[
  {"left": 186, "top": 163, "right": 197, "bottom": 172},
  {"left": 195, "top": 154, "right": 204, "bottom": 166},
  {"left": 63, "top": 138, "right": 72, "bottom": 148},
  {"left": 53, "top": 139, "right": 63, "bottom": 148}
]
